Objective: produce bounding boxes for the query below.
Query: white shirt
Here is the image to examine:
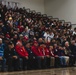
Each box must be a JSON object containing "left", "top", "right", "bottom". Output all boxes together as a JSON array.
[
  {"left": 73, "top": 31, "right": 76, "bottom": 35},
  {"left": 44, "top": 32, "right": 54, "bottom": 42}
]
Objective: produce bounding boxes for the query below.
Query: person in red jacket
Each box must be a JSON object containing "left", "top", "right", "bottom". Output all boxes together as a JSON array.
[
  {"left": 15, "top": 40, "right": 29, "bottom": 70},
  {"left": 31, "top": 41, "right": 40, "bottom": 56},
  {"left": 31, "top": 41, "right": 45, "bottom": 69},
  {"left": 38, "top": 42, "right": 48, "bottom": 69},
  {"left": 38, "top": 43, "right": 50, "bottom": 68},
  {"left": 44, "top": 44, "right": 50, "bottom": 68}
]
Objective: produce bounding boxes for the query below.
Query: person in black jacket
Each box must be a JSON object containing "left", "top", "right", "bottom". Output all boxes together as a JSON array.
[
  {"left": 70, "top": 40, "right": 76, "bottom": 66},
  {"left": 64, "top": 41, "right": 74, "bottom": 66},
  {"left": 4, "top": 42, "right": 20, "bottom": 71},
  {"left": 25, "top": 42, "right": 36, "bottom": 70},
  {"left": 53, "top": 43, "right": 60, "bottom": 68}
]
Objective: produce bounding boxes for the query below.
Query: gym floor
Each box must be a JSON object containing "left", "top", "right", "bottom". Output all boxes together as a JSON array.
[{"left": 0, "top": 67, "right": 76, "bottom": 75}]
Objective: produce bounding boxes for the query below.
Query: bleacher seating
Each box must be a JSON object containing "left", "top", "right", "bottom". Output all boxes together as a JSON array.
[{"left": 0, "top": 1, "right": 76, "bottom": 72}]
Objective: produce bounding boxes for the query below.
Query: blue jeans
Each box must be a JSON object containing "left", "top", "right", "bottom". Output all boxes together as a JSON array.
[
  {"left": 0, "top": 58, "right": 6, "bottom": 71},
  {"left": 59, "top": 56, "right": 66, "bottom": 66}
]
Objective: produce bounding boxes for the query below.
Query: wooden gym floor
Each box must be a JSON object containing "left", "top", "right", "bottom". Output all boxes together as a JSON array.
[{"left": 0, "top": 67, "right": 76, "bottom": 75}]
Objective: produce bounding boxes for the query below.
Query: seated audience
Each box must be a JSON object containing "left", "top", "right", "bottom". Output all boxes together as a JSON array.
[{"left": 0, "top": 2, "right": 76, "bottom": 72}]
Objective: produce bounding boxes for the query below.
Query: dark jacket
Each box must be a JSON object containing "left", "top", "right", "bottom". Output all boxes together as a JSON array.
[
  {"left": 65, "top": 46, "right": 72, "bottom": 56},
  {"left": 25, "top": 47, "right": 35, "bottom": 58},
  {"left": 4, "top": 48, "right": 18, "bottom": 59},
  {"left": 70, "top": 44, "right": 76, "bottom": 55},
  {"left": 53, "top": 47, "right": 59, "bottom": 56},
  {"left": 58, "top": 49, "right": 65, "bottom": 56}
]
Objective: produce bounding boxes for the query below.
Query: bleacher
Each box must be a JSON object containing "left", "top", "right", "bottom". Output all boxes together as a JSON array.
[{"left": 0, "top": 1, "right": 76, "bottom": 72}]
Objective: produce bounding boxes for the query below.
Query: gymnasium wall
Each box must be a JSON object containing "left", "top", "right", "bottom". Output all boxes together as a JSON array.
[{"left": 44, "top": 0, "right": 76, "bottom": 24}]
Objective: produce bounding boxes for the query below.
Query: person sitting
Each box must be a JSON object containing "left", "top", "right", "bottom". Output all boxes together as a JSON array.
[
  {"left": 64, "top": 41, "right": 74, "bottom": 66},
  {"left": 25, "top": 42, "right": 35, "bottom": 70},
  {"left": 58, "top": 45, "right": 67, "bottom": 67},
  {"left": 42, "top": 43, "right": 50, "bottom": 68},
  {"left": 31, "top": 41, "right": 45, "bottom": 69},
  {"left": 15, "top": 40, "right": 29, "bottom": 70},
  {"left": 49, "top": 46, "right": 55, "bottom": 67},
  {"left": 53, "top": 43, "right": 60, "bottom": 68},
  {"left": 4, "top": 42, "right": 20, "bottom": 71},
  {"left": 69, "top": 40, "right": 76, "bottom": 66},
  {"left": 38, "top": 42, "right": 49, "bottom": 69}
]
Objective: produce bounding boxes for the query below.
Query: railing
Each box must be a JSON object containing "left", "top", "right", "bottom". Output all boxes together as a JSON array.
[
  {"left": 71, "top": 24, "right": 76, "bottom": 30},
  {"left": 51, "top": 18, "right": 59, "bottom": 21}
]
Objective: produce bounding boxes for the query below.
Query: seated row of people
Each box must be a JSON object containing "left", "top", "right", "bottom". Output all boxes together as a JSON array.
[{"left": 0, "top": 38, "right": 76, "bottom": 72}]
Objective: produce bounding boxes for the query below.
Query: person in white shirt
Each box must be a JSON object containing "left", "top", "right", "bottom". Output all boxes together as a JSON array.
[
  {"left": 14, "top": 3, "right": 18, "bottom": 10},
  {"left": 7, "top": 2, "right": 11, "bottom": 9},
  {"left": 44, "top": 30, "right": 54, "bottom": 43},
  {"left": 73, "top": 28, "right": 76, "bottom": 35}
]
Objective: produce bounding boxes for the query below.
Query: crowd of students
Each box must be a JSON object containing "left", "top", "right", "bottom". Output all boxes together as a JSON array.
[{"left": 0, "top": 2, "right": 76, "bottom": 72}]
